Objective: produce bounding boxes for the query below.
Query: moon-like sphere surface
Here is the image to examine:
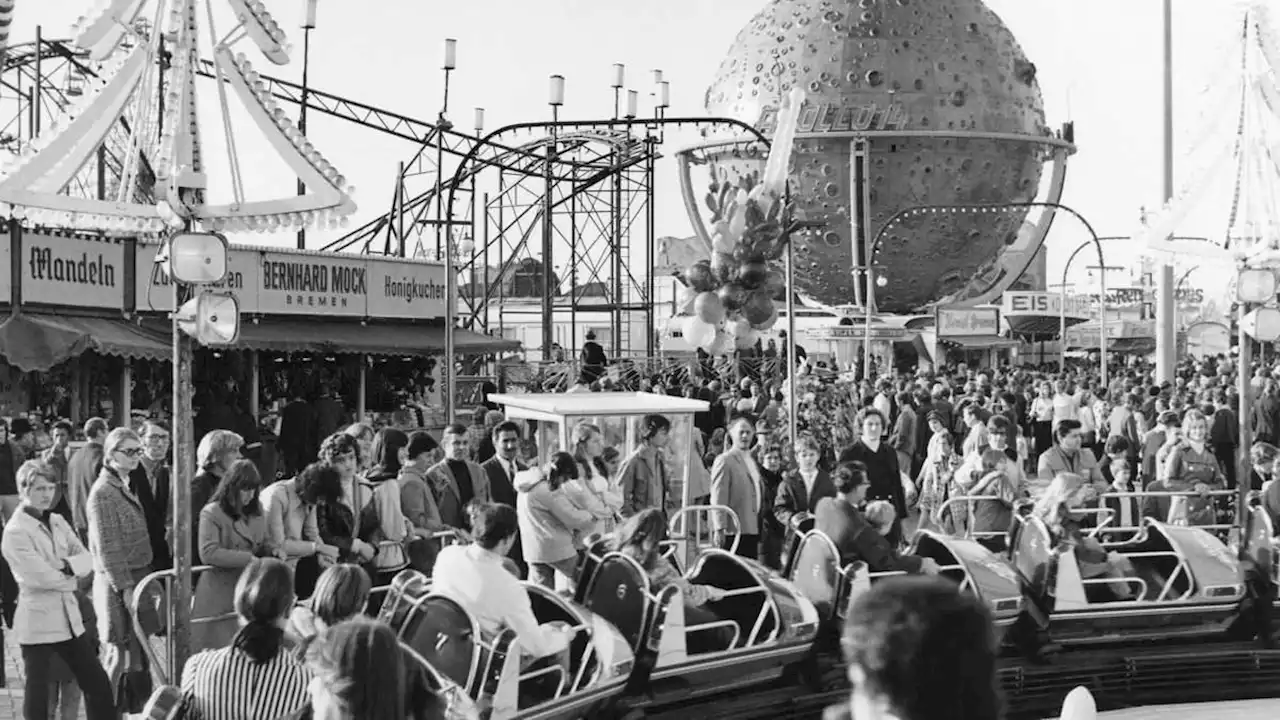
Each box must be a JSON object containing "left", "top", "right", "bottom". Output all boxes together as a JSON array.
[{"left": 704, "top": 0, "right": 1052, "bottom": 312}]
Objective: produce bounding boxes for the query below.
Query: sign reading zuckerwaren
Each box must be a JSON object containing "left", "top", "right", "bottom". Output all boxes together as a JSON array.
[
  {"left": 936, "top": 308, "right": 1000, "bottom": 337},
  {"left": 25, "top": 232, "right": 124, "bottom": 309},
  {"left": 135, "top": 242, "right": 447, "bottom": 319}
]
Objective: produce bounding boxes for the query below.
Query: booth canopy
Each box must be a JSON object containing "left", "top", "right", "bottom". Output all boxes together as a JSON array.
[
  {"left": 0, "top": 312, "right": 171, "bottom": 372},
  {"left": 938, "top": 335, "right": 1020, "bottom": 349},
  {"left": 230, "top": 318, "right": 519, "bottom": 356}
]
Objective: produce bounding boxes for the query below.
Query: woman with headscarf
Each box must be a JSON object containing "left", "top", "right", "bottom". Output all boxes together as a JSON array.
[{"left": 181, "top": 558, "right": 311, "bottom": 719}]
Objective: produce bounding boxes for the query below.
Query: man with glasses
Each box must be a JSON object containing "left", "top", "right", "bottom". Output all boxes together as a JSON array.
[{"left": 130, "top": 422, "right": 172, "bottom": 570}]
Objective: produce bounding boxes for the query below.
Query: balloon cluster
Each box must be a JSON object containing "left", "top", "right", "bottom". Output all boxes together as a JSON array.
[
  {"left": 677, "top": 87, "right": 806, "bottom": 356},
  {"left": 678, "top": 173, "right": 798, "bottom": 354}
]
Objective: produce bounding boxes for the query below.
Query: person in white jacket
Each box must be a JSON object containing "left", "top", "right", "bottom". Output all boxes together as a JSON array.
[
  {"left": 515, "top": 452, "right": 613, "bottom": 591},
  {"left": 569, "top": 423, "right": 623, "bottom": 536}
]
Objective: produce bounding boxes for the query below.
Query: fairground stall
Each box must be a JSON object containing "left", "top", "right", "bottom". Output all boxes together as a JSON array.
[{"left": 0, "top": 226, "right": 517, "bottom": 439}]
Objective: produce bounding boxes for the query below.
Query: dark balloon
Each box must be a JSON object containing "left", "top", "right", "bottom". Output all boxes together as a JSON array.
[
  {"left": 717, "top": 282, "right": 748, "bottom": 311},
  {"left": 738, "top": 260, "right": 769, "bottom": 289},
  {"left": 711, "top": 252, "right": 737, "bottom": 284},
  {"left": 742, "top": 290, "right": 775, "bottom": 325},
  {"left": 685, "top": 260, "right": 718, "bottom": 293}
]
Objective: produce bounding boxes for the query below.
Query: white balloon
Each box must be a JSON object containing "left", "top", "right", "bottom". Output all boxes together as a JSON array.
[
  {"left": 683, "top": 316, "right": 715, "bottom": 348},
  {"left": 710, "top": 331, "right": 735, "bottom": 355},
  {"left": 712, "top": 230, "right": 735, "bottom": 255},
  {"left": 1059, "top": 687, "right": 1096, "bottom": 720},
  {"left": 725, "top": 317, "right": 751, "bottom": 337}
]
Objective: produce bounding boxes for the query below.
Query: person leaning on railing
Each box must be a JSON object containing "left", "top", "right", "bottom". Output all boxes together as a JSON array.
[
  {"left": 1, "top": 459, "right": 114, "bottom": 720},
  {"left": 261, "top": 462, "right": 342, "bottom": 598}
]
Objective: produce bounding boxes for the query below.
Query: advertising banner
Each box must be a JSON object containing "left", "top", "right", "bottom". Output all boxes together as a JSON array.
[
  {"left": 24, "top": 232, "right": 125, "bottom": 309},
  {"left": 936, "top": 308, "right": 1000, "bottom": 337},
  {"left": 136, "top": 242, "right": 447, "bottom": 319}
]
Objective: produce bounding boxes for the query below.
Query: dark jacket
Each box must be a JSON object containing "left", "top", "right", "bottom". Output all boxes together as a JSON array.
[
  {"left": 773, "top": 469, "right": 836, "bottom": 529},
  {"left": 813, "top": 497, "right": 922, "bottom": 574},
  {"left": 129, "top": 460, "right": 172, "bottom": 570},
  {"left": 837, "top": 440, "right": 907, "bottom": 541}
]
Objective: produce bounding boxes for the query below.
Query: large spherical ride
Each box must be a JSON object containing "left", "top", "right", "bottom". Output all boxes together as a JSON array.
[{"left": 703, "top": 0, "right": 1052, "bottom": 312}]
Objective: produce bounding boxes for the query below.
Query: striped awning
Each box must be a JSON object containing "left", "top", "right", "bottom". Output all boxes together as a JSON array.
[{"left": 0, "top": 1, "right": 13, "bottom": 56}]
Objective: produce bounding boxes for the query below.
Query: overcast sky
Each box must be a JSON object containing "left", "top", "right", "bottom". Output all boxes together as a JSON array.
[{"left": 15, "top": 0, "right": 1247, "bottom": 296}]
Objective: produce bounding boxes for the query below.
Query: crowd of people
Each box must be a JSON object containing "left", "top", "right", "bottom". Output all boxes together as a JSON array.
[{"left": 1, "top": 345, "right": 1277, "bottom": 720}]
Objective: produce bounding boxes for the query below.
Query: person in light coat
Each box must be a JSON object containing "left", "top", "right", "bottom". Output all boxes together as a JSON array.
[
  {"left": 515, "top": 452, "right": 611, "bottom": 590},
  {"left": 1, "top": 459, "right": 114, "bottom": 720},
  {"left": 710, "top": 418, "right": 763, "bottom": 560}
]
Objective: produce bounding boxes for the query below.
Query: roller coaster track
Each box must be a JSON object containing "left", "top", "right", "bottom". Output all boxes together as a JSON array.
[{"left": 636, "top": 641, "right": 1280, "bottom": 720}]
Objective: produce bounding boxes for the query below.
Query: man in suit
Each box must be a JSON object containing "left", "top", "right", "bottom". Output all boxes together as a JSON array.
[
  {"left": 481, "top": 420, "right": 526, "bottom": 575},
  {"left": 67, "top": 417, "right": 108, "bottom": 542},
  {"left": 425, "top": 423, "right": 492, "bottom": 531},
  {"left": 814, "top": 461, "right": 937, "bottom": 575},
  {"left": 131, "top": 421, "right": 173, "bottom": 570},
  {"left": 710, "top": 418, "right": 762, "bottom": 560},
  {"left": 42, "top": 420, "right": 74, "bottom": 521}
]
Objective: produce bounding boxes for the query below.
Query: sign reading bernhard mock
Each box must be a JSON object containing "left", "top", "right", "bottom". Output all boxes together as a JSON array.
[
  {"left": 135, "top": 242, "right": 447, "bottom": 319},
  {"left": 25, "top": 232, "right": 125, "bottom": 309}
]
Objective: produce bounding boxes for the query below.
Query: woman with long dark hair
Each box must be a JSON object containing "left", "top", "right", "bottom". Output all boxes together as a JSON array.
[
  {"left": 357, "top": 429, "right": 413, "bottom": 591},
  {"left": 182, "top": 558, "right": 310, "bottom": 719},
  {"left": 192, "top": 459, "right": 283, "bottom": 650}
]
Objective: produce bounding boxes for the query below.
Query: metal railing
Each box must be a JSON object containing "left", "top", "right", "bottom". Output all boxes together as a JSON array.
[{"left": 130, "top": 565, "right": 223, "bottom": 685}]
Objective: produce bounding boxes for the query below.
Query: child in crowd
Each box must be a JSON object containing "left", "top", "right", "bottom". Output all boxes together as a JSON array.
[{"left": 865, "top": 500, "right": 897, "bottom": 539}]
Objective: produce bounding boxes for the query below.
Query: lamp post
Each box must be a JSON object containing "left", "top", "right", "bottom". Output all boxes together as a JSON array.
[
  {"left": 295, "top": 0, "right": 317, "bottom": 250},
  {"left": 542, "top": 74, "right": 563, "bottom": 358},
  {"left": 852, "top": 266, "right": 887, "bottom": 380},
  {"left": 1048, "top": 282, "right": 1074, "bottom": 354},
  {"left": 440, "top": 38, "right": 457, "bottom": 421}
]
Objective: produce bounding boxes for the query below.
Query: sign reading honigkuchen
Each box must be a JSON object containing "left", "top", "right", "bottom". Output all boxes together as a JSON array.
[
  {"left": 25, "top": 232, "right": 125, "bottom": 309},
  {"left": 136, "top": 242, "right": 447, "bottom": 319}
]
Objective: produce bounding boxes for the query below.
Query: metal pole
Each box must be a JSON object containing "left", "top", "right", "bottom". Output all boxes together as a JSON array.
[
  {"left": 296, "top": 25, "right": 311, "bottom": 250},
  {"left": 1155, "top": 0, "right": 1176, "bottom": 383},
  {"left": 33, "top": 26, "right": 41, "bottom": 135},
  {"left": 541, "top": 111, "right": 557, "bottom": 359},
  {"left": 169, "top": 281, "right": 193, "bottom": 680},
  {"left": 863, "top": 269, "right": 874, "bottom": 380},
  {"left": 441, "top": 136, "right": 455, "bottom": 423},
  {"left": 1058, "top": 284, "right": 1067, "bottom": 359},
  {"left": 1236, "top": 299, "right": 1252, "bottom": 531},
  {"left": 786, "top": 236, "right": 798, "bottom": 445}
]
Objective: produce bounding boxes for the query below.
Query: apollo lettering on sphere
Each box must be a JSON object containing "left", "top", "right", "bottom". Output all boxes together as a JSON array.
[
  {"left": 28, "top": 247, "right": 116, "bottom": 287},
  {"left": 756, "top": 102, "right": 908, "bottom": 134},
  {"left": 384, "top": 275, "right": 445, "bottom": 303}
]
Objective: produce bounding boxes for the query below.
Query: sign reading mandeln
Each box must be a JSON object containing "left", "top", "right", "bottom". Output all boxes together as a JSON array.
[
  {"left": 135, "top": 242, "right": 446, "bottom": 319},
  {"left": 25, "top": 232, "right": 125, "bottom": 309}
]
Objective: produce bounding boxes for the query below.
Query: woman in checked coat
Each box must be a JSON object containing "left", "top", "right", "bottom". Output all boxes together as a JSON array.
[{"left": 87, "top": 427, "right": 159, "bottom": 690}]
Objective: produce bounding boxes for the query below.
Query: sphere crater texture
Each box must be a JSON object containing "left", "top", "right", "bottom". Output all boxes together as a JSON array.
[{"left": 704, "top": 0, "right": 1052, "bottom": 312}]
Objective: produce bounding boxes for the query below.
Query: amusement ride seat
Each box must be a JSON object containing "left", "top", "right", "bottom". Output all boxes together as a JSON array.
[
  {"left": 787, "top": 530, "right": 842, "bottom": 623},
  {"left": 396, "top": 593, "right": 486, "bottom": 695}
]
